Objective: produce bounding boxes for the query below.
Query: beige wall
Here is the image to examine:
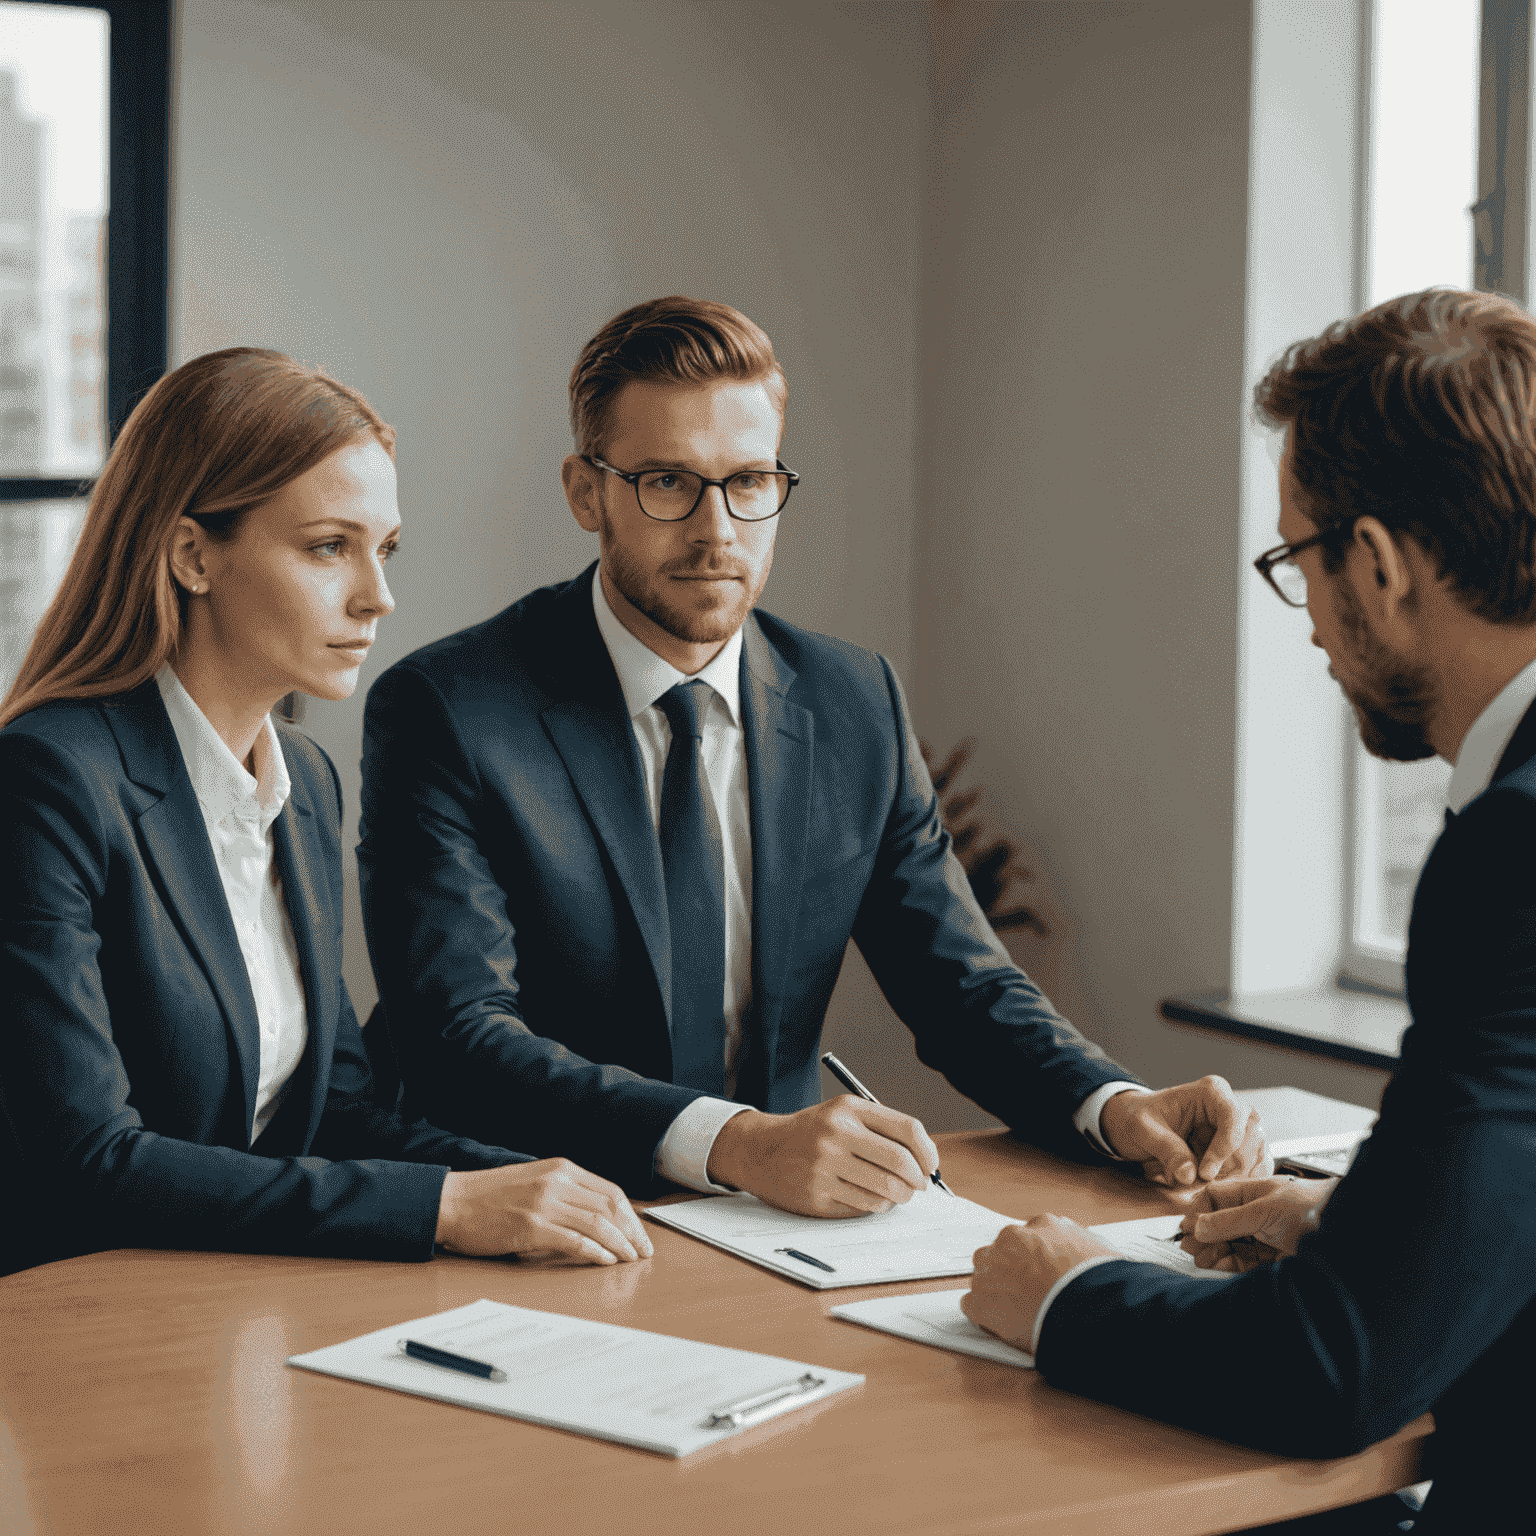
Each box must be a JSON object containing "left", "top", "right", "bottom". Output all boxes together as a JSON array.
[
  {"left": 904, "top": 0, "right": 1386, "bottom": 1115},
  {"left": 174, "top": 0, "right": 929, "bottom": 1030},
  {"left": 173, "top": 0, "right": 1385, "bottom": 1131}
]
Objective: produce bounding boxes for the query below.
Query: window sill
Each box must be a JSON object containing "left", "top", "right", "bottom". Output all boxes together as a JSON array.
[{"left": 1160, "top": 987, "right": 1409, "bottom": 1071}]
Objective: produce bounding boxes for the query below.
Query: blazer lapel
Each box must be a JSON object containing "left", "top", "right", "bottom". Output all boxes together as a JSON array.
[
  {"left": 740, "top": 616, "right": 813, "bottom": 1101},
  {"left": 268, "top": 793, "right": 327, "bottom": 1154},
  {"left": 106, "top": 683, "right": 262, "bottom": 1144},
  {"left": 1493, "top": 696, "right": 1536, "bottom": 783},
  {"left": 537, "top": 571, "right": 673, "bottom": 1024}
]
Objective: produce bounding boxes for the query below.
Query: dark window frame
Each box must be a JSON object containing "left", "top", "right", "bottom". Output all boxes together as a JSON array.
[{"left": 0, "top": 0, "right": 170, "bottom": 503}]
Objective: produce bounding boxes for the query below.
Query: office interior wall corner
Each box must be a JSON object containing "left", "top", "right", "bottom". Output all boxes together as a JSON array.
[{"left": 910, "top": 2, "right": 1251, "bottom": 1094}]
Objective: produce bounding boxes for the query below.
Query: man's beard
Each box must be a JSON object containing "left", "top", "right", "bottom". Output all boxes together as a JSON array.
[
  {"left": 599, "top": 518, "right": 761, "bottom": 645},
  {"left": 1333, "top": 580, "right": 1437, "bottom": 762}
]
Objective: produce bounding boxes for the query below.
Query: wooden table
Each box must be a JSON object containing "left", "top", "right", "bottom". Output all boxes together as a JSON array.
[{"left": 0, "top": 1130, "right": 1429, "bottom": 1536}]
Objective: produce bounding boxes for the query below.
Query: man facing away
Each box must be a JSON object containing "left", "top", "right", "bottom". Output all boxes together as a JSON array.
[
  {"left": 963, "top": 287, "right": 1536, "bottom": 1533},
  {"left": 358, "top": 295, "right": 1268, "bottom": 1214}
]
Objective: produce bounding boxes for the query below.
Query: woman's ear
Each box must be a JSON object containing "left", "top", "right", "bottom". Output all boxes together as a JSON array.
[{"left": 168, "top": 517, "right": 211, "bottom": 596}]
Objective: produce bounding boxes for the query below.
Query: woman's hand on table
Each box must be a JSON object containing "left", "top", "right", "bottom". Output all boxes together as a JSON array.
[{"left": 435, "top": 1159, "right": 654, "bottom": 1264}]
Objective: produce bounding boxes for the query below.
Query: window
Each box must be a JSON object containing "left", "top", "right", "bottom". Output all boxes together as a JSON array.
[
  {"left": 0, "top": 0, "right": 169, "bottom": 696},
  {"left": 1341, "top": 0, "right": 1480, "bottom": 992}
]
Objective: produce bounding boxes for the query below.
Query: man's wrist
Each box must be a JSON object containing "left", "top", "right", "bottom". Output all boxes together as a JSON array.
[
  {"left": 703, "top": 1107, "right": 776, "bottom": 1190},
  {"left": 1074, "top": 1082, "right": 1150, "bottom": 1158}
]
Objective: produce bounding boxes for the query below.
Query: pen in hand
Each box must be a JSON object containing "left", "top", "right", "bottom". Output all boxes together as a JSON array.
[{"left": 819, "top": 1051, "right": 955, "bottom": 1196}]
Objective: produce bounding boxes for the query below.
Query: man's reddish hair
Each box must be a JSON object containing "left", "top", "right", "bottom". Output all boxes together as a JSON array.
[{"left": 569, "top": 296, "right": 787, "bottom": 457}]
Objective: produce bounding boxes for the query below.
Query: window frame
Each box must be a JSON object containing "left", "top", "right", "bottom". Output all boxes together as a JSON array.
[
  {"left": 0, "top": 0, "right": 171, "bottom": 504},
  {"left": 1337, "top": 0, "right": 1528, "bottom": 997}
]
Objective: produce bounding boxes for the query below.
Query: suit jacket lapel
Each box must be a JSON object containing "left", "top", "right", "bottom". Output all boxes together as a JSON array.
[
  {"left": 538, "top": 569, "right": 673, "bottom": 1023},
  {"left": 106, "top": 683, "right": 262, "bottom": 1144},
  {"left": 1493, "top": 696, "right": 1536, "bottom": 783},
  {"left": 268, "top": 793, "right": 327, "bottom": 1154},
  {"left": 740, "top": 616, "right": 813, "bottom": 1101}
]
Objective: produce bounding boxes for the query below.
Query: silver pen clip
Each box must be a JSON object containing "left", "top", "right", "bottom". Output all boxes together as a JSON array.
[{"left": 703, "top": 1372, "right": 826, "bottom": 1429}]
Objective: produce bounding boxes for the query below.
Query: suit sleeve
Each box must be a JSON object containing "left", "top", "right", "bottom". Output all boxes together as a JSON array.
[
  {"left": 1033, "top": 786, "right": 1536, "bottom": 1459},
  {"left": 358, "top": 662, "right": 703, "bottom": 1194},
  {"left": 849, "top": 658, "right": 1142, "bottom": 1158},
  {"left": 2, "top": 730, "right": 479, "bottom": 1266},
  {"left": 302, "top": 736, "right": 531, "bottom": 1174}
]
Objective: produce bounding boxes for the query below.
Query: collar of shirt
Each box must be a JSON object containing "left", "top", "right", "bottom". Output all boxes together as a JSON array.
[
  {"left": 590, "top": 565, "right": 743, "bottom": 725},
  {"left": 154, "top": 665, "right": 291, "bottom": 833},
  {"left": 1445, "top": 651, "right": 1536, "bottom": 813}
]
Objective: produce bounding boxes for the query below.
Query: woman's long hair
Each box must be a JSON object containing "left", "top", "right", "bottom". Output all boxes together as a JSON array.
[{"left": 0, "top": 348, "right": 395, "bottom": 729}]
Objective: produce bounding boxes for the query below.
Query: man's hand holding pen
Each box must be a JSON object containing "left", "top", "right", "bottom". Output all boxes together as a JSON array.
[
  {"left": 706, "top": 1097, "right": 941, "bottom": 1217},
  {"left": 1177, "top": 1175, "right": 1337, "bottom": 1272}
]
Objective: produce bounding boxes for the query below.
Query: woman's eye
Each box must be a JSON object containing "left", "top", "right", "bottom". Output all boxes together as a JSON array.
[
  {"left": 380, "top": 542, "right": 400, "bottom": 561},
  {"left": 313, "top": 540, "right": 344, "bottom": 556}
]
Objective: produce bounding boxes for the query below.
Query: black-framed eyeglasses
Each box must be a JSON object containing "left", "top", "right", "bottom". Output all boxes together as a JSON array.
[
  {"left": 1252, "top": 523, "right": 1357, "bottom": 607},
  {"left": 585, "top": 455, "right": 799, "bottom": 523}
]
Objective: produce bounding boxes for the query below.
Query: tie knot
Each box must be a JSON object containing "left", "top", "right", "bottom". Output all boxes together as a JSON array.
[{"left": 657, "top": 679, "right": 711, "bottom": 741}]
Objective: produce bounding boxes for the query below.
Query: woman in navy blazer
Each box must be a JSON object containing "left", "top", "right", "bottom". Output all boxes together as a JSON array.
[{"left": 0, "top": 348, "right": 650, "bottom": 1276}]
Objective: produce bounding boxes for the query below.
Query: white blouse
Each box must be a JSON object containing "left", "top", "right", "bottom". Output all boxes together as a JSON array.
[{"left": 154, "top": 666, "right": 309, "bottom": 1143}]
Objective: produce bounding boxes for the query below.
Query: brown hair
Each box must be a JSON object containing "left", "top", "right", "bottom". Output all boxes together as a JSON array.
[
  {"left": 0, "top": 347, "right": 394, "bottom": 728},
  {"left": 569, "top": 295, "right": 787, "bottom": 458},
  {"left": 1255, "top": 287, "right": 1536, "bottom": 623}
]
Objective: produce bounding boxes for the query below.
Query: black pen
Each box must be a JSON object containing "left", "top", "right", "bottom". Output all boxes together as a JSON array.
[
  {"left": 819, "top": 1051, "right": 956, "bottom": 1196},
  {"left": 398, "top": 1338, "right": 508, "bottom": 1383},
  {"left": 774, "top": 1247, "right": 837, "bottom": 1273}
]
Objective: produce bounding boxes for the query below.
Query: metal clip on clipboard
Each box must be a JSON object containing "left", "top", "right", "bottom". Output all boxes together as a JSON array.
[{"left": 703, "top": 1372, "right": 827, "bottom": 1429}]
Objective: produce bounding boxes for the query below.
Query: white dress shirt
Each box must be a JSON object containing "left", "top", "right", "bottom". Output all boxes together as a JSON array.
[
  {"left": 591, "top": 570, "right": 1143, "bottom": 1192},
  {"left": 155, "top": 666, "right": 309, "bottom": 1144},
  {"left": 590, "top": 571, "right": 755, "bottom": 1188},
  {"left": 1445, "top": 651, "right": 1536, "bottom": 812}
]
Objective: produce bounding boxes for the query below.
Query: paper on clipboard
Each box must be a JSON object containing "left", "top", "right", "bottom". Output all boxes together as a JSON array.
[{"left": 287, "top": 1298, "right": 863, "bottom": 1457}]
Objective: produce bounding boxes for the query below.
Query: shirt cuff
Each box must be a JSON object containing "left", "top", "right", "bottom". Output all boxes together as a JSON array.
[
  {"left": 1074, "top": 1081, "right": 1151, "bottom": 1158},
  {"left": 655, "top": 1098, "right": 754, "bottom": 1192},
  {"left": 1031, "top": 1253, "right": 1124, "bottom": 1354}
]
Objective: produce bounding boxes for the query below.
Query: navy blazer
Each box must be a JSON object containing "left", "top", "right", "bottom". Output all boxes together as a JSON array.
[
  {"left": 0, "top": 683, "right": 522, "bottom": 1277},
  {"left": 1032, "top": 707, "right": 1536, "bottom": 1532},
  {"left": 358, "top": 565, "right": 1137, "bottom": 1193}
]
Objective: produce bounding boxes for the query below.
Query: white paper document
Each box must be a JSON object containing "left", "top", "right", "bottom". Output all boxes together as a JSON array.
[
  {"left": 1243, "top": 1085, "right": 1377, "bottom": 1159},
  {"left": 287, "top": 1298, "right": 863, "bottom": 1457},
  {"left": 830, "top": 1288, "right": 1040, "bottom": 1367},
  {"left": 1087, "top": 1214, "right": 1243, "bottom": 1275},
  {"left": 647, "top": 1185, "right": 1020, "bottom": 1288},
  {"left": 829, "top": 1214, "right": 1233, "bottom": 1366}
]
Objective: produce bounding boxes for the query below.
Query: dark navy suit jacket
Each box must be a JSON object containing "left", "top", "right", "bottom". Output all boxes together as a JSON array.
[
  {"left": 0, "top": 683, "right": 522, "bottom": 1277},
  {"left": 1033, "top": 708, "right": 1536, "bottom": 1531},
  {"left": 358, "top": 565, "right": 1138, "bottom": 1193}
]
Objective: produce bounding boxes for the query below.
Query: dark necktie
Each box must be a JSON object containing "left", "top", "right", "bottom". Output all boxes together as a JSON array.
[{"left": 656, "top": 681, "right": 727, "bottom": 1095}]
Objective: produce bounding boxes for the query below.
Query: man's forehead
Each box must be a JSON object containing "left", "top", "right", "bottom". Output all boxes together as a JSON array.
[
  {"left": 606, "top": 378, "right": 781, "bottom": 449},
  {"left": 1274, "top": 436, "right": 1308, "bottom": 540}
]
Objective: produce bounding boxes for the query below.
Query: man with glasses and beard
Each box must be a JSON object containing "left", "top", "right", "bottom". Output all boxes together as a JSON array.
[
  {"left": 961, "top": 287, "right": 1536, "bottom": 1534},
  {"left": 356, "top": 294, "right": 1268, "bottom": 1218}
]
